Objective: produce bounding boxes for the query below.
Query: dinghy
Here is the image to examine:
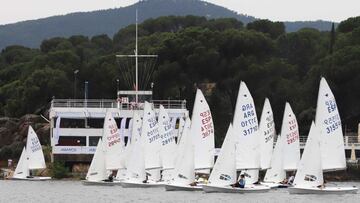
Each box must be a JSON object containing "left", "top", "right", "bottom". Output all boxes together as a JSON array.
[
  {"left": 121, "top": 102, "right": 164, "bottom": 187},
  {"left": 166, "top": 89, "right": 215, "bottom": 191},
  {"left": 289, "top": 78, "right": 358, "bottom": 194},
  {"left": 158, "top": 105, "right": 177, "bottom": 182},
  {"left": 259, "top": 98, "right": 275, "bottom": 170},
  {"left": 262, "top": 135, "right": 287, "bottom": 188},
  {"left": 262, "top": 103, "right": 299, "bottom": 188},
  {"left": 204, "top": 125, "right": 269, "bottom": 193},
  {"left": 232, "top": 81, "right": 270, "bottom": 192},
  {"left": 116, "top": 112, "right": 142, "bottom": 181},
  {"left": 165, "top": 117, "right": 202, "bottom": 191},
  {"left": 83, "top": 139, "right": 116, "bottom": 186},
  {"left": 289, "top": 122, "right": 357, "bottom": 194},
  {"left": 12, "top": 126, "right": 51, "bottom": 181},
  {"left": 83, "top": 111, "right": 125, "bottom": 186},
  {"left": 205, "top": 82, "right": 269, "bottom": 193}
]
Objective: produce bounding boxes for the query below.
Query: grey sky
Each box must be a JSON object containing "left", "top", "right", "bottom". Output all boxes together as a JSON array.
[{"left": 0, "top": 0, "right": 359, "bottom": 25}]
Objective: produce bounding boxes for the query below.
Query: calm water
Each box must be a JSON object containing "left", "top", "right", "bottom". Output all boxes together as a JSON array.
[{"left": 0, "top": 180, "right": 359, "bottom": 203}]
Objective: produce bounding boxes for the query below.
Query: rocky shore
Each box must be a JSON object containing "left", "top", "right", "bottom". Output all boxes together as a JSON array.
[{"left": 0, "top": 114, "right": 50, "bottom": 162}]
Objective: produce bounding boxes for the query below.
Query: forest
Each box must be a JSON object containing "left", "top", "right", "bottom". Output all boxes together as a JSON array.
[{"left": 1, "top": 15, "right": 360, "bottom": 145}]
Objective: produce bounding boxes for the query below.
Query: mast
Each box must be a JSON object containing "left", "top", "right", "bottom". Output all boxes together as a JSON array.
[
  {"left": 135, "top": 9, "right": 139, "bottom": 104},
  {"left": 116, "top": 7, "right": 157, "bottom": 106}
]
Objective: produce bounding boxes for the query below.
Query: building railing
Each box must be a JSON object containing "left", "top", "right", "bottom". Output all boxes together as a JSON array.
[
  {"left": 275, "top": 135, "right": 360, "bottom": 149},
  {"left": 51, "top": 99, "right": 187, "bottom": 110}
]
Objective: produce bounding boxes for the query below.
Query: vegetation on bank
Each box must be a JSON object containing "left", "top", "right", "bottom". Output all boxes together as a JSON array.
[{"left": 1, "top": 16, "right": 360, "bottom": 147}]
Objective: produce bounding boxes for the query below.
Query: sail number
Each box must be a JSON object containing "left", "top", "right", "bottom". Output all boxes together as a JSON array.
[
  {"left": 325, "top": 99, "right": 337, "bottom": 113},
  {"left": 107, "top": 124, "right": 121, "bottom": 147},
  {"left": 241, "top": 103, "right": 258, "bottom": 136},
  {"left": 30, "top": 137, "right": 41, "bottom": 153},
  {"left": 286, "top": 119, "right": 299, "bottom": 144},
  {"left": 200, "top": 110, "right": 214, "bottom": 138}
]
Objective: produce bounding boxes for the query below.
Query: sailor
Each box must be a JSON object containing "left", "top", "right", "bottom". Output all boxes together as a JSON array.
[
  {"left": 287, "top": 173, "right": 295, "bottom": 185},
  {"left": 231, "top": 174, "right": 246, "bottom": 188},
  {"left": 238, "top": 174, "right": 246, "bottom": 188}
]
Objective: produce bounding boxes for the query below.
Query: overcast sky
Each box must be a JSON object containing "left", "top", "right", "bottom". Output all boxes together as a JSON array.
[{"left": 1, "top": 0, "right": 359, "bottom": 25}]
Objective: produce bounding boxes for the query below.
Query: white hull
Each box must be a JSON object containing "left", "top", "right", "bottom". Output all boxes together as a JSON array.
[
  {"left": 165, "top": 184, "right": 203, "bottom": 191},
  {"left": 203, "top": 184, "right": 270, "bottom": 193},
  {"left": 12, "top": 176, "right": 51, "bottom": 181},
  {"left": 121, "top": 181, "right": 164, "bottom": 188},
  {"left": 82, "top": 180, "right": 118, "bottom": 186},
  {"left": 261, "top": 182, "right": 290, "bottom": 189},
  {"left": 289, "top": 186, "right": 358, "bottom": 194}
]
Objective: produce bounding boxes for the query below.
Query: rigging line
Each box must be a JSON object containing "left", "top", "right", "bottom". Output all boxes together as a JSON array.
[
  {"left": 120, "top": 58, "right": 130, "bottom": 89},
  {"left": 123, "top": 58, "right": 133, "bottom": 90},
  {"left": 118, "top": 59, "right": 128, "bottom": 89},
  {"left": 143, "top": 58, "right": 152, "bottom": 89},
  {"left": 141, "top": 58, "right": 148, "bottom": 90},
  {"left": 144, "top": 58, "right": 155, "bottom": 90}
]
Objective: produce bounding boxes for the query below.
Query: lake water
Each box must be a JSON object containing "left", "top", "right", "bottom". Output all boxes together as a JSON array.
[{"left": 0, "top": 181, "right": 359, "bottom": 203}]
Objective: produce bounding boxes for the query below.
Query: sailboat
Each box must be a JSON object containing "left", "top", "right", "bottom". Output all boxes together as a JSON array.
[
  {"left": 262, "top": 102, "right": 300, "bottom": 188},
  {"left": 231, "top": 81, "right": 269, "bottom": 192},
  {"left": 165, "top": 89, "right": 215, "bottom": 190},
  {"left": 165, "top": 117, "right": 202, "bottom": 191},
  {"left": 121, "top": 102, "right": 163, "bottom": 187},
  {"left": 242, "top": 99, "right": 275, "bottom": 187},
  {"left": 158, "top": 105, "right": 177, "bottom": 182},
  {"left": 203, "top": 124, "right": 269, "bottom": 193},
  {"left": 262, "top": 134, "right": 286, "bottom": 188},
  {"left": 289, "top": 78, "right": 358, "bottom": 194},
  {"left": 12, "top": 126, "right": 51, "bottom": 181},
  {"left": 116, "top": 112, "right": 142, "bottom": 181},
  {"left": 204, "top": 82, "right": 269, "bottom": 193},
  {"left": 83, "top": 111, "right": 125, "bottom": 185}
]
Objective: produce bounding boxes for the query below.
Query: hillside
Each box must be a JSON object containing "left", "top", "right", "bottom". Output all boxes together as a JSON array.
[{"left": 0, "top": 0, "right": 334, "bottom": 49}]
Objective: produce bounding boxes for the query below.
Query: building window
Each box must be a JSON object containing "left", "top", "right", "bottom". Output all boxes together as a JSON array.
[
  {"left": 57, "top": 136, "right": 86, "bottom": 146},
  {"left": 89, "top": 136, "right": 102, "bottom": 146}
]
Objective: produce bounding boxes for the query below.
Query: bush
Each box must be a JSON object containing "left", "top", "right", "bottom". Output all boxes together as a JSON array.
[{"left": 50, "top": 161, "right": 69, "bottom": 179}]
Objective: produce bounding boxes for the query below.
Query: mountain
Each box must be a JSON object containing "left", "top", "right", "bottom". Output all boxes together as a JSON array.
[{"left": 0, "top": 0, "right": 334, "bottom": 49}]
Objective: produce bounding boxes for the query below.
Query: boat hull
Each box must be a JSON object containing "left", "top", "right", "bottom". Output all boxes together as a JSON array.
[
  {"left": 289, "top": 186, "right": 358, "bottom": 194},
  {"left": 261, "top": 182, "right": 290, "bottom": 189},
  {"left": 12, "top": 176, "right": 51, "bottom": 181},
  {"left": 121, "top": 181, "right": 164, "bottom": 188},
  {"left": 203, "top": 185, "right": 270, "bottom": 193},
  {"left": 165, "top": 184, "right": 202, "bottom": 191},
  {"left": 82, "top": 180, "right": 118, "bottom": 186}
]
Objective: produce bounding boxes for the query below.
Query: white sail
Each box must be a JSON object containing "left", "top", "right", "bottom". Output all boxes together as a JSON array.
[
  {"left": 240, "top": 169, "right": 259, "bottom": 184},
  {"left": 281, "top": 103, "right": 300, "bottom": 171},
  {"left": 233, "top": 81, "right": 260, "bottom": 170},
  {"left": 208, "top": 124, "right": 237, "bottom": 186},
  {"left": 86, "top": 139, "right": 107, "bottom": 181},
  {"left": 174, "top": 117, "right": 191, "bottom": 167},
  {"left": 126, "top": 112, "right": 146, "bottom": 182},
  {"left": 177, "top": 117, "right": 186, "bottom": 143},
  {"left": 141, "top": 102, "right": 162, "bottom": 170},
  {"left": 293, "top": 122, "right": 323, "bottom": 187},
  {"left": 158, "top": 105, "right": 177, "bottom": 170},
  {"left": 103, "top": 111, "right": 125, "bottom": 170},
  {"left": 26, "top": 126, "right": 46, "bottom": 170},
  {"left": 259, "top": 98, "right": 275, "bottom": 170},
  {"left": 315, "top": 77, "right": 346, "bottom": 171},
  {"left": 172, "top": 121, "right": 195, "bottom": 185},
  {"left": 264, "top": 135, "right": 286, "bottom": 183},
  {"left": 191, "top": 89, "right": 215, "bottom": 170},
  {"left": 13, "top": 147, "right": 29, "bottom": 179}
]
